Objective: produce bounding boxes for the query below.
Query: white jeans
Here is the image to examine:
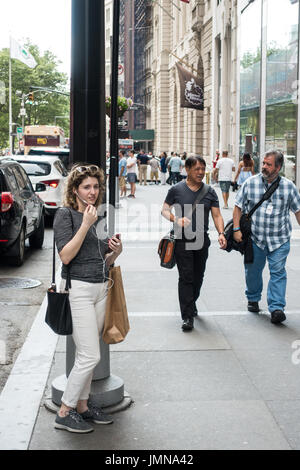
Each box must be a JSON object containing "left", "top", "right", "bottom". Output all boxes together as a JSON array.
[
  {"left": 160, "top": 172, "right": 167, "bottom": 185},
  {"left": 61, "top": 280, "right": 108, "bottom": 408}
]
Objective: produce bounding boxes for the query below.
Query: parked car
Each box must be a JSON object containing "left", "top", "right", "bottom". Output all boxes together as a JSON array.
[
  {"left": 28, "top": 146, "right": 70, "bottom": 168},
  {"left": 10, "top": 155, "right": 68, "bottom": 219},
  {"left": 0, "top": 158, "right": 45, "bottom": 266}
]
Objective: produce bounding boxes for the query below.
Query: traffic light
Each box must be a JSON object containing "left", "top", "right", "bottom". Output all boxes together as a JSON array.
[{"left": 28, "top": 92, "right": 34, "bottom": 103}]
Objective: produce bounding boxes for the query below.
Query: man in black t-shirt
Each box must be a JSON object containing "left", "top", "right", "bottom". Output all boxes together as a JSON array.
[
  {"left": 137, "top": 149, "right": 149, "bottom": 185},
  {"left": 161, "top": 155, "right": 227, "bottom": 331}
]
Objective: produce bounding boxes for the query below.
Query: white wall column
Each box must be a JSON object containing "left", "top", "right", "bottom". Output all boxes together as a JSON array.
[{"left": 260, "top": 0, "right": 267, "bottom": 160}]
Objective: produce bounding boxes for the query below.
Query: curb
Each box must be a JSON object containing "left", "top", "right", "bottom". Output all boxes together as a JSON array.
[{"left": 0, "top": 294, "right": 58, "bottom": 450}]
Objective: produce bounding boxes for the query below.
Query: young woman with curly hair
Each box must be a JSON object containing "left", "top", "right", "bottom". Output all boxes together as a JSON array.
[{"left": 53, "top": 164, "right": 122, "bottom": 434}]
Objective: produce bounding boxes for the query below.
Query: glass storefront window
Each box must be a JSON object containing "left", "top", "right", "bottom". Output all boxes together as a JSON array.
[
  {"left": 265, "top": 0, "right": 299, "bottom": 182},
  {"left": 240, "top": 0, "right": 262, "bottom": 158}
]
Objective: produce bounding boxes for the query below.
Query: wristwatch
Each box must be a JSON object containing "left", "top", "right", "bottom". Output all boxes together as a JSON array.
[{"left": 218, "top": 232, "right": 225, "bottom": 236}]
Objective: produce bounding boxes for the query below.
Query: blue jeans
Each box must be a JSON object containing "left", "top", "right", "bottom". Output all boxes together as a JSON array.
[{"left": 244, "top": 240, "right": 290, "bottom": 312}]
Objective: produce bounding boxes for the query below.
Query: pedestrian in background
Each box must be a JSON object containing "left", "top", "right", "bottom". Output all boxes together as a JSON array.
[
  {"left": 118, "top": 150, "right": 127, "bottom": 198},
  {"left": 213, "top": 150, "right": 235, "bottom": 209},
  {"left": 160, "top": 151, "right": 168, "bottom": 185},
  {"left": 180, "top": 153, "right": 187, "bottom": 180},
  {"left": 161, "top": 155, "right": 227, "bottom": 332},
  {"left": 166, "top": 152, "right": 174, "bottom": 184},
  {"left": 137, "top": 149, "right": 149, "bottom": 186},
  {"left": 233, "top": 153, "right": 255, "bottom": 188},
  {"left": 211, "top": 150, "right": 220, "bottom": 184},
  {"left": 212, "top": 150, "right": 220, "bottom": 169},
  {"left": 105, "top": 152, "right": 110, "bottom": 181},
  {"left": 168, "top": 153, "right": 183, "bottom": 185},
  {"left": 149, "top": 154, "right": 160, "bottom": 184},
  {"left": 233, "top": 150, "right": 300, "bottom": 324},
  {"left": 252, "top": 152, "right": 260, "bottom": 174},
  {"left": 53, "top": 164, "right": 123, "bottom": 433},
  {"left": 127, "top": 150, "right": 137, "bottom": 198}
]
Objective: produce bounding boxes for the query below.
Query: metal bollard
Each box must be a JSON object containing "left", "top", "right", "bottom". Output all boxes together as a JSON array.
[{"left": 51, "top": 336, "right": 124, "bottom": 408}]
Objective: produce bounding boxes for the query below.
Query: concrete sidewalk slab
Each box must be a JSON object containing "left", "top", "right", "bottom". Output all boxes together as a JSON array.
[
  {"left": 266, "top": 400, "right": 300, "bottom": 449},
  {"left": 232, "top": 349, "right": 300, "bottom": 401},
  {"left": 109, "top": 351, "right": 261, "bottom": 402},
  {"left": 110, "top": 315, "right": 230, "bottom": 351},
  {"left": 29, "top": 400, "right": 290, "bottom": 450},
  {"left": 215, "top": 314, "right": 300, "bottom": 350},
  {"left": 27, "top": 311, "right": 296, "bottom": 450}
]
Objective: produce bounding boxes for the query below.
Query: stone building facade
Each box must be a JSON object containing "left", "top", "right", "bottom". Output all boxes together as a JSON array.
[
  {"left": 148, "top": 0, "right": 238, "bottom": 165},
  {"left": 212, "top": 0, "right": 239, "bottom": 162}
]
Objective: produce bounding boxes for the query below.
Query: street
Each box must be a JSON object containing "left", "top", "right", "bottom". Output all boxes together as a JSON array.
[{"left": 0, "top": 225, "right": 57, "bottom": 390}]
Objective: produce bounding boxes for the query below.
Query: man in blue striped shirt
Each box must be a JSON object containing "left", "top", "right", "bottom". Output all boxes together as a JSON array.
[{"left": 233, "top": 150, "right": 300, "bottom": 324}]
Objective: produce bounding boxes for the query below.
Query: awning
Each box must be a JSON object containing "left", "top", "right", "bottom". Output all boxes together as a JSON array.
[{"left": 129, "top": 129, "right": 155, "bottom": 141}]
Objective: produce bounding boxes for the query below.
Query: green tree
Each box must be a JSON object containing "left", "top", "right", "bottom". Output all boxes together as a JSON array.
[{"left": 0, "top": 40, "right": 70, "bottom": 150}]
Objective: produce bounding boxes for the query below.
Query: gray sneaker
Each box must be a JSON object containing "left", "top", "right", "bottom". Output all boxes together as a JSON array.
[
  {"left": 80, "top": 403, "right": 113, "bottom": 425},
  {"left": 55, "top": 410, "right": 94, "bottom": 433}
]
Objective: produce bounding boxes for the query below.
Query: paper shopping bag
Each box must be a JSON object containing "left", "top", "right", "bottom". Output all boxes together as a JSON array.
[{"left": 102, "top": 266, "right": 130, "bottom": 344}]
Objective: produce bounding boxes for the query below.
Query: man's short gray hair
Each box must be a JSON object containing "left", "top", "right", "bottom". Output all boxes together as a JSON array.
[{"left": 265, "top": 150, "right": 284, "bottom": 169}]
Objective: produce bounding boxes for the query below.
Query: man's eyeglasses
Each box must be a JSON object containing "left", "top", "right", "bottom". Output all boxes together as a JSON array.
[{"left": 72, "top": 165, "right": 100, "bottom": 174}]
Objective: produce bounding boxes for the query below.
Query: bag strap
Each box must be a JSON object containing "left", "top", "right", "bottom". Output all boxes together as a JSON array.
[
  {"left": 248, "top": 176, "right": 281, "bottom": 218},
  {"left": 191, "top": 183, "right": 210, "bottom": 216},
  {"left": 52, "top": 208, "right": 73, "bottom": 291},
  {"left": 51, "top": 231, "right": 56, "bottom": 288}
]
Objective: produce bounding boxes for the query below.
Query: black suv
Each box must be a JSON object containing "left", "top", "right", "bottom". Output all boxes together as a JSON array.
[{"left": 0, "top": 158, "right": 45, "bottom": 266}]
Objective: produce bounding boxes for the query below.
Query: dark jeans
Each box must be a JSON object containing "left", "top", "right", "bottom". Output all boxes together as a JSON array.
[
  {"left": 175, "top": 238, "right": 210, "bottom": 320},
  {"left": 170, "top": 171, "right": 181, "bottom": 185}
]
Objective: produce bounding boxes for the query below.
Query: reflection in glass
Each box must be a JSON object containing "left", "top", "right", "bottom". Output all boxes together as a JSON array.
[{"left": 265, "top": 0, "right": 298, "bottom": 182}]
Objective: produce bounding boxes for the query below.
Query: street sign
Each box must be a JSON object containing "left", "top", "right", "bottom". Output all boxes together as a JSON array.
[
  {"left": 16, "top": 127, "right": 23, "bottom": 140},
  {"left": 118, "top": 139, "right": 133, "bottom": 150}
]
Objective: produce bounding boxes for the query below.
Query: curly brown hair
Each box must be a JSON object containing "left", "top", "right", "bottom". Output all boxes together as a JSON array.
[{"left": 63, "top": 163, "right": 105, "bottom": 210}]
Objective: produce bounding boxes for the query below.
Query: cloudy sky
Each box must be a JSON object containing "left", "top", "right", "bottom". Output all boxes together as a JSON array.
[{"left": 0, "top": 0, "right": 71, "bottom": 77}]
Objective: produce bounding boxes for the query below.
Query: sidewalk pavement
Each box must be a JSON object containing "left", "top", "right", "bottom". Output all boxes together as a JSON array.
[{"left": 1, "top": 182, "right": 300, "bottom": 450}]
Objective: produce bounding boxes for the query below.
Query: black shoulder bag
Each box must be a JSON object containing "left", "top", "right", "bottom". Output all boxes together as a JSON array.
[
  {"left": 224, "top": 177, "right": 281, "bottom": 263},
  {"left": 158, "top": 183, "right": 210, "bottom": 269},
  {"left": 45, "top": 216, "right": 73, "bottom": 335}
]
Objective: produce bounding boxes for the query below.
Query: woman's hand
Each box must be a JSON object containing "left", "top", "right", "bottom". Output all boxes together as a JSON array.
[
  {"left": 108, "top": 234, "right": 123, "bottom": 256},
  {"left": 82, "top": 205, "right": 98, "bottom": 229}
]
